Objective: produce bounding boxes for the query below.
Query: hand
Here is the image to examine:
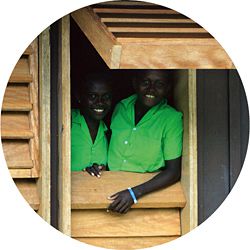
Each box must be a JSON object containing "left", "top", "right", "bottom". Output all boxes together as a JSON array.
[
  {"left": 107, "top": 189, "right": 134, "bottom": 214},
  {"left": 84, "top": 163, "right": 106, "bottom": 178}
]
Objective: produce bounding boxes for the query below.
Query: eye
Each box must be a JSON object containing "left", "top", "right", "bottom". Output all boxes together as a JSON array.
[
  {"left": 140, "top": 79, "right": 150, "bottom": 87},
  {"left": 155, "top": 80, "right": 165, "bottom": 88},
  {"left": 102, "top": 93, "right": 112, "bottom": 102},
  {"left": 88, "top": 93, "right": 97, "bottom": 100}
]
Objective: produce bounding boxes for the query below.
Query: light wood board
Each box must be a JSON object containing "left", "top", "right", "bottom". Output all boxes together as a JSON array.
[
  {"left": 71, "top": 3, "right": 233, "bottom": 69},
  {"left": 15, "top": 179, "right": 40, "bottom": 210},
  {"left": 75, "top": 236, "right": 179, "bottom": 249},
  {"left": 71, "top": 171, "right": 186, "bottom": 209},
  {"left": 71, "top": 208, "right": 180, "bottom": 237}
]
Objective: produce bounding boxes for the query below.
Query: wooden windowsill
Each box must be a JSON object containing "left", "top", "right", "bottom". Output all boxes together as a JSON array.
[{"left": 71, "top": 171, "right": 186, "bottom": 209}]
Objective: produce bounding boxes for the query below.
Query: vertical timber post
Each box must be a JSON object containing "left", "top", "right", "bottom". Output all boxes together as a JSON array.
[
  {"left": 58, "top": 15, "right": 71, "bottom": 236},
  {"left": 38, "top": 28, "right": 51, "bottom": 223},
  {"left": 175, "top": 69, "right": 198, "bottom": 234}
]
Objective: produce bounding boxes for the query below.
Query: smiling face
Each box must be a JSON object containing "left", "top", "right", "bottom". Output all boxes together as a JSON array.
[
  {"left": 133, "top": 70, "right": 170, "bottom": 108},
  {"left": 80, "top": 77, "right": 112, "bottom": 121}
]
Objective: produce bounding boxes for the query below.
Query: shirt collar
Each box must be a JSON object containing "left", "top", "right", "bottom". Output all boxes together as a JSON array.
[{"left": 72, "top": 109, "right": 108, "bottom": 132}]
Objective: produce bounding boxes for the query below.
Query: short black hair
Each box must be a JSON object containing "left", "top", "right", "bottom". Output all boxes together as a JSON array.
[
  {"left": 79, "top": 71, "right": 113, "bottom": 97},
  {"left": 133, "top": 69, "right": 175, "bottom": 84}
]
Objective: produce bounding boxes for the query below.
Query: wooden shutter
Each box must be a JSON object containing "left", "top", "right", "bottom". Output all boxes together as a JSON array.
[{"left": 1, "top": 39, "right": 39, "bottom": 178}]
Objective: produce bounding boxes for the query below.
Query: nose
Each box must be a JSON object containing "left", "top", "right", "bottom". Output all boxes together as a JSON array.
[
  {"left": 146, "top": 82, "right": 156, "bottom": 92},
  {"left": 96, "top": 96, "right": 103, "bottom": 105}
]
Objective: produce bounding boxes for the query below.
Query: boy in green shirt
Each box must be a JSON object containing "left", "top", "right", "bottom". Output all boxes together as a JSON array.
[
  {"left": 71, "top": 72, "right": 112, "bottom": 177},
  {"left": 107, "top": 70, "right": 183, "bottom": 213}
]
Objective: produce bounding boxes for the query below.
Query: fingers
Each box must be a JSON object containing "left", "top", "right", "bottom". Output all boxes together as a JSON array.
[
  {"left": 85, "top": 164, "right": 101, "bottom": 178},
  {"left": 107, "top": 193, "right": 119, "bottom": 200},
  {"left": 108, "top": 197, "right": 121, "bottom": 211},
  {"left": 108, "top": 199, "right": 131, "bottom": 214},
  {"left": 107, "top": 191, "right": 132, "bottom": 214}
]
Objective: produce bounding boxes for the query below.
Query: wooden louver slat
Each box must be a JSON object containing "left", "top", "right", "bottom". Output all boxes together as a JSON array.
[
  {"left": 93, "top": 8, "right": 179, "bottom": 14},
  {"left": 1, "top": 130, "right": 34, "bottom": 139}
]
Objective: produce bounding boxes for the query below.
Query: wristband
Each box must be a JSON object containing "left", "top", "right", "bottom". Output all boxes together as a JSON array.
[{"left": 127, "top": 187, "right": 138, "bottom": 204}]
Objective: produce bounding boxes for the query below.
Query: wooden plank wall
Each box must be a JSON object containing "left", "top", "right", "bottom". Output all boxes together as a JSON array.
[
  {"left": 71, "top": 172, "right": 186, "bottom": 249},
  {"left": 197, "top": 70, "right": 248, "bottom": 223}
]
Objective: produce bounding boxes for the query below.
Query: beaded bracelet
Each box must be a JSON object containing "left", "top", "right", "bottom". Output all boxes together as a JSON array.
[{"left": 127, "top": 187, "right": 138, "bottom": 204}]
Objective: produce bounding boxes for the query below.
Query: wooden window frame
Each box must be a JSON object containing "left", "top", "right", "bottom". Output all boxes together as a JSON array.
[{"left": 56, "top": 15, "right": 198, "bottom": 237}]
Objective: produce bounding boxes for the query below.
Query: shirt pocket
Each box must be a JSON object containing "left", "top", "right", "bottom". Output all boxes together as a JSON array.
[{"left": 132, "top": 134, "right": 163, "bottom": 169}]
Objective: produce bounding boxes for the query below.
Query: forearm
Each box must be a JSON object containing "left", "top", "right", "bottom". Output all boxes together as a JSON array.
[{"left": 132, "top": 158, "right": 181, "bottom": 199}]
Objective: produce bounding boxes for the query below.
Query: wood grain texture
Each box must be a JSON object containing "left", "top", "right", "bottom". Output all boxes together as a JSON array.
[
  {"left": 108, "top": 26, "right": 206, "bottom": 33},
  {"left": 118, "top": 41, "right": 233, "bottom": 69},
  {"left": 58, "top": 15, "right": 71, "bottom": 236},
  {"left": 9, "top": 58, "right": 33, "bottom": 83},
  {"left": 1, "top": 130, "right": 33, "bottom": 139},
  {"left": 23, "top": 45, "right": 33, "bottom": 55},
  {"left": 71, "top": 172, "right": 186, "bottom": 209},
  {"left": 1, "top": 101, "right": 32, "bottom": 111},
  {"left": 15, "top": 179, "right": 40, "bottom": 210},
  {"left": 1, "top": 112, "right": 30, "bottom": 131},
  {"left": 72, "top": 4, "right": 233, "bottom": 69},
  {"left": 71, "top": 7, "right": 122, "bottom": 68},
  {"left": 7, "top": 160, "right": 33, "bottom": 169},
  {"left": 2, "top": 84, "right": 31, "bottom": 111},
  {"left": 37, "top": 28, "right": 51, "bottom": 223},
  {"left": 173, "top": 70, "right": 198, "bottom": 234},
  {"left": 9, "top": 169, "right": 36, "bottom": 178},
  {"left": 71, "top": 209, "right": 180, "bottom": 237},
  {"left": 101, "top": 16, "right": 195, "bottom": 23},
  {"left": 28, "top": 38, "right": 40, "bottom": 178},
  {"left": 93, "top": 8, "right": 179, "bottom": 14},
  {"left": 94, "top": 1, "right": 160, "bottom": 7},
  {"left": 2, "top": 140, "right": 31, "bottom": 162},
  {"left": 75, "top": 236, "right": 179, "bottom": 249}
]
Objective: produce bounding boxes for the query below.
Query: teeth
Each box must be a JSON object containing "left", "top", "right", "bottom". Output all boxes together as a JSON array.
[
  {"left": 93, "top": 109, "right": 104, "bottom": 113},
  {"left": 145, "top": 94, "right": 155, "bottom": 99}
]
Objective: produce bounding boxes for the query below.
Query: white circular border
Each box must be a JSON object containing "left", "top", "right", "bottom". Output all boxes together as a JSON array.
[{"left": 0, "top": 0, "right": 249, "bottom": 250}]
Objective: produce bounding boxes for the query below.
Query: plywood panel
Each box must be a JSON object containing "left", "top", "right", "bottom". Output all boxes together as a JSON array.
[
  {"left": 72, "top": 172, "right": 186, "bottom": 209},
  {"left": 1, "top": 112, "right": 30, "bottom": 131},
  {"left": 75, "top": 236, "right": 179, "bottom": 249},
  {"left": 71, "top": 209, "right": 180, "bottom": 237},
  {"left": 15, "top": 179, "right": 40, "bottom": 210}
]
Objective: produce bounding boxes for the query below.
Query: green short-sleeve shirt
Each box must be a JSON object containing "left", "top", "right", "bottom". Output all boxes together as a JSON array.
[
  {"left": 71, "top": 109, "right": 108, "bottom": 171},
  {"left": 108, "top": 95, "right": 183, "bottom": 173}
]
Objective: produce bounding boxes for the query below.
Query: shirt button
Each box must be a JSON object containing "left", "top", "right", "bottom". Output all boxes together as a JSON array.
[
  {"left": 133, "top": 127, "right": 137, "bottom": 131},
  {"left": 123, "top": 159, "right": 127, "bottom": 163},
  {"left": 124, "top": 140, "right": 128, "bottom": 144}
]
